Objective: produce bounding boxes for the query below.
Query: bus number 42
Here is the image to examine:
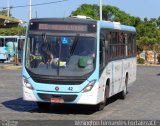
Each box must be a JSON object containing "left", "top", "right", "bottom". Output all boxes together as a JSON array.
[{"left": 68, "top": 87, "right": 73, "bottom": 91}]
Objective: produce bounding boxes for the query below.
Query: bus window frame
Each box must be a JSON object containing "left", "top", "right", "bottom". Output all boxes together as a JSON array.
[
  {"left": 100, "top": 33, "right": 106, "bottom": 70},
  {"left": 100, "top": 28, "right": 136, "bottom": 62}
]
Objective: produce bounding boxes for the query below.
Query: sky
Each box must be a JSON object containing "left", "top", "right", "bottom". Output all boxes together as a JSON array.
[{"left": 0, "top": 0, "right": 160, "bottom": 22}]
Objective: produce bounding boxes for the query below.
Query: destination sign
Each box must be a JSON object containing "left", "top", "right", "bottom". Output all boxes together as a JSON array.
[{"left": 38, "top": 23, "right": 88, "bottom": 32}]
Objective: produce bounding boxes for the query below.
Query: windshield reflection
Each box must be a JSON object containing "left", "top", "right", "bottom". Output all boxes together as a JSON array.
[{"left": 26, "top": 34, "right": 96, "bottom": 77}]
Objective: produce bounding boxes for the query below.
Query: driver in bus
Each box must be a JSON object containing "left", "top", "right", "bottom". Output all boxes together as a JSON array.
[{"left": 39, "top": 34, "right": 55, "bottom": 65}]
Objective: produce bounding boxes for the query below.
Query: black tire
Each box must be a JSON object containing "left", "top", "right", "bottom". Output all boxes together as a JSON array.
[
  {"left": 119, "top": 75, "right": 128, "bottom": 99},
  {"left": 96, "top": 85, "right": 109, "bottom": 111},
  {"left": 1, "top": 60, "right": 5, "bottom": 63},
  {"left": 36, "top": 102, "right": 51, "bottom": 109}
]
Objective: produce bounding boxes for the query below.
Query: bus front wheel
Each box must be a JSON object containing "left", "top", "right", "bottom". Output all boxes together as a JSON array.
[{"left": 96, "top": 85, "right": 109, "bottom": 111}]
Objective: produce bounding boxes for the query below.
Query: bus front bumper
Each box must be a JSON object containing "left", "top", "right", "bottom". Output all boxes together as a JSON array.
[{"left": 23, "top": 84, "right": 104, "bottom": 105}]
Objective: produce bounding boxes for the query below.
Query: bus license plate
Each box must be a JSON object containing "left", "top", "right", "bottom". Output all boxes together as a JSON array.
[{"left": 50, "top": 98, "right": 64, "bottom": 103}]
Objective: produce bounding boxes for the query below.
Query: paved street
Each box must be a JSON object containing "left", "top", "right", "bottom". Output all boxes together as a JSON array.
[{"left": 0, "top": 66, "right": 160, "bottom": 120}]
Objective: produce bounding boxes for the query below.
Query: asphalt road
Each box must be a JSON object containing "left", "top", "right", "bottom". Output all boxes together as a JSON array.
[{"left": 0, "top": 66, "right": 160, "bottom": 121}]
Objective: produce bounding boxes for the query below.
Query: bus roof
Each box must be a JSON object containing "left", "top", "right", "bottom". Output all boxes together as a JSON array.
[
  {"left": 30, "top": 18, "right": 136, "bottom": 32},
  {"left": 98, "top": 20, "right": 136, "bottom": 32},
  {"left": 30, "top": 17, "right": 97, "bottom": 24}
]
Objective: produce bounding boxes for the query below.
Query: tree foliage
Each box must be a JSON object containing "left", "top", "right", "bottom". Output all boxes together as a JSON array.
[
  {"left": 0, "top": 10, "right": 24, "bottom": 36},
  {"left": 71, "top": 4, "right": 99, "bottom": 20},
  {"left": 0, "top": 10, "right": 8, "bottom": 16},
  {"left": 71, "top": 4, "right": 141, "bottom": 27},
  {"left": 0, "top": 26, "right": 26, "bottom": 36}
]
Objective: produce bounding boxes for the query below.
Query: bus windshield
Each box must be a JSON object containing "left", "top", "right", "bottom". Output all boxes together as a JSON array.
[{"left": 25, "top": 34, "right": 96, "bottom": 77}]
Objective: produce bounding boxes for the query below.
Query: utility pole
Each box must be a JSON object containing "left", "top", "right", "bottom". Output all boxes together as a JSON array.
[
  {"left": 29, "top": 0, "right": 32, "bottom": 20},
  {"left": 35, "top": 11, "right": 38, "bottom": 18},
  {"left": 7, "top": 0, "right": 10, "bottom": 17},
  {"left": 99, "top": 0, "right": 103, "bottom": 20}
]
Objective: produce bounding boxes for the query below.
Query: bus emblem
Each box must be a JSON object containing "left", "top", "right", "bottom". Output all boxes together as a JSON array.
[{"left": 55, "top": 86, "right": 59, "bottom": 91}]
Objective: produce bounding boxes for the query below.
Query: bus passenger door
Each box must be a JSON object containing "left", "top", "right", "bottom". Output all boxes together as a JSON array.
[
  {"left": 98, "top": 33, "right": 107, "bottom": 101},
  {"left": 112, "top": 60, "right": 123, "bottom": 94},
  {"left": 111, "top": 32, "right": 123, "bottom": 95}
]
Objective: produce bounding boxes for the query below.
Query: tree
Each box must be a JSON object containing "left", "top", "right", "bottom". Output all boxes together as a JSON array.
[
  {"left": 0, "top": 26, "right": 26, "bottom": 36},
  {"left": 71, "top": 4, "right": 141, "bottom": 27},
  {"left": 102, "top": 5, "right": 141, "bottom": 26},
  {"left": 136, "top": 37, "right": 155, "bottom": 63},
  {"left": 0, "top": 9, "right": 24, "bottom": 36},
  {"left": 0, "top": 9, "right": 12, "bottom": 17},
  {"left": 71, "top": 4, "right": 99, "bottom": 20},
  {"left": 156, "top": 16, "right": 160, "bottom": 28},
  {"left": 0, "top": 10, "right": 7, "bottom": 16},
  {"left": 136, "top": 17, "right": 160, "bottom": 63}
]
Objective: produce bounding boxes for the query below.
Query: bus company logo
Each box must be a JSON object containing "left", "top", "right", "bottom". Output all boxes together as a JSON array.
[{"left": 55, "top": 86, "right": 59, "bottom": 91}]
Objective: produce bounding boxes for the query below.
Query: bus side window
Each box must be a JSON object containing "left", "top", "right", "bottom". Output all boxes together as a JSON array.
[
  {"left": 118, "top": 32, "right": 124, "bottom": 57},
  {"left": 128, "top": 33, "right": 132, "bottom": 57},
  {"left": 111, "top": 32, "right": 118, "bottom": 58},
  {"left": 124, "top": 33, "right": 128, "bottom": 57},
  {"left": 132, "top": 34, "right": 136, "bottom": 56},
  {"left": 100, "top": 33, "right": 105, "bottom": 69},
  {"left": 106, "top": 32, "right": 111, "bottom": 63}
]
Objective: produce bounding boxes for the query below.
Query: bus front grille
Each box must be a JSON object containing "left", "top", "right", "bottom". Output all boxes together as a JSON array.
[{"left": 33, "top": 78, "right": 84, "bottom": 85}]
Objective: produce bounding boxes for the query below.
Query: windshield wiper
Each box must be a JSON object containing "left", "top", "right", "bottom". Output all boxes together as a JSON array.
[
  {"left": 70, "top": 34, "right": 79, "bottom": 56},
  {"left": 42, "top": 33, "right": 50, "bottom": 53},
  {"left": 42, "top": 33, "right": 47, "bottom": 42}
]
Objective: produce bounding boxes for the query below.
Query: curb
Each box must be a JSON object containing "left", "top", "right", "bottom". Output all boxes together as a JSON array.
[
  {"left": 0, "top": 64, "right": 22, "bottom": 70},
  {"left": 137, "top": 64, "right": 160, "bottom": 67}
]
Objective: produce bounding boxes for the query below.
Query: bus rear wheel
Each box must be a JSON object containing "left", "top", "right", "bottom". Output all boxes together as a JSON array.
[
  {"left": 96, "top": 85, "right": 109, "bottom": 111},
  {"left": 36, "top": 102, "right": 51, "bottom": 109}
]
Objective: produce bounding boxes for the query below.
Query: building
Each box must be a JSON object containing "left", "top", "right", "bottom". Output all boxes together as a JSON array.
[{"left": 0, "top": 15, "right": 24, "bottom": 28}]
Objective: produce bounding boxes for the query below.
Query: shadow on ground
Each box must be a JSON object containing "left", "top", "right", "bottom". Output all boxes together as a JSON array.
[
  {"left": 2, "top": 94, "right": 120, "bottom": 115},
  {"left": 157, "top": 73, "right": 160, "bottom": 76}
]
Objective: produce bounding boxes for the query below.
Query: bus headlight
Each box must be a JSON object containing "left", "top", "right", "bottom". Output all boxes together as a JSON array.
[
  {"left": 82, "top": 80, "right": 96, "bottom": 93},
  {"left": 23, "top": 77, "right": 34, "bottom": 90}
]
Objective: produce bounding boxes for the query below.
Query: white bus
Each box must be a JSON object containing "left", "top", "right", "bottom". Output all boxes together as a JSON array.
[
  {"left": 0, "top": 36, "right": 25, "bottom": 62},
  {"left": 22, "top": 17, "right": 136, "bottom": 110}
]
